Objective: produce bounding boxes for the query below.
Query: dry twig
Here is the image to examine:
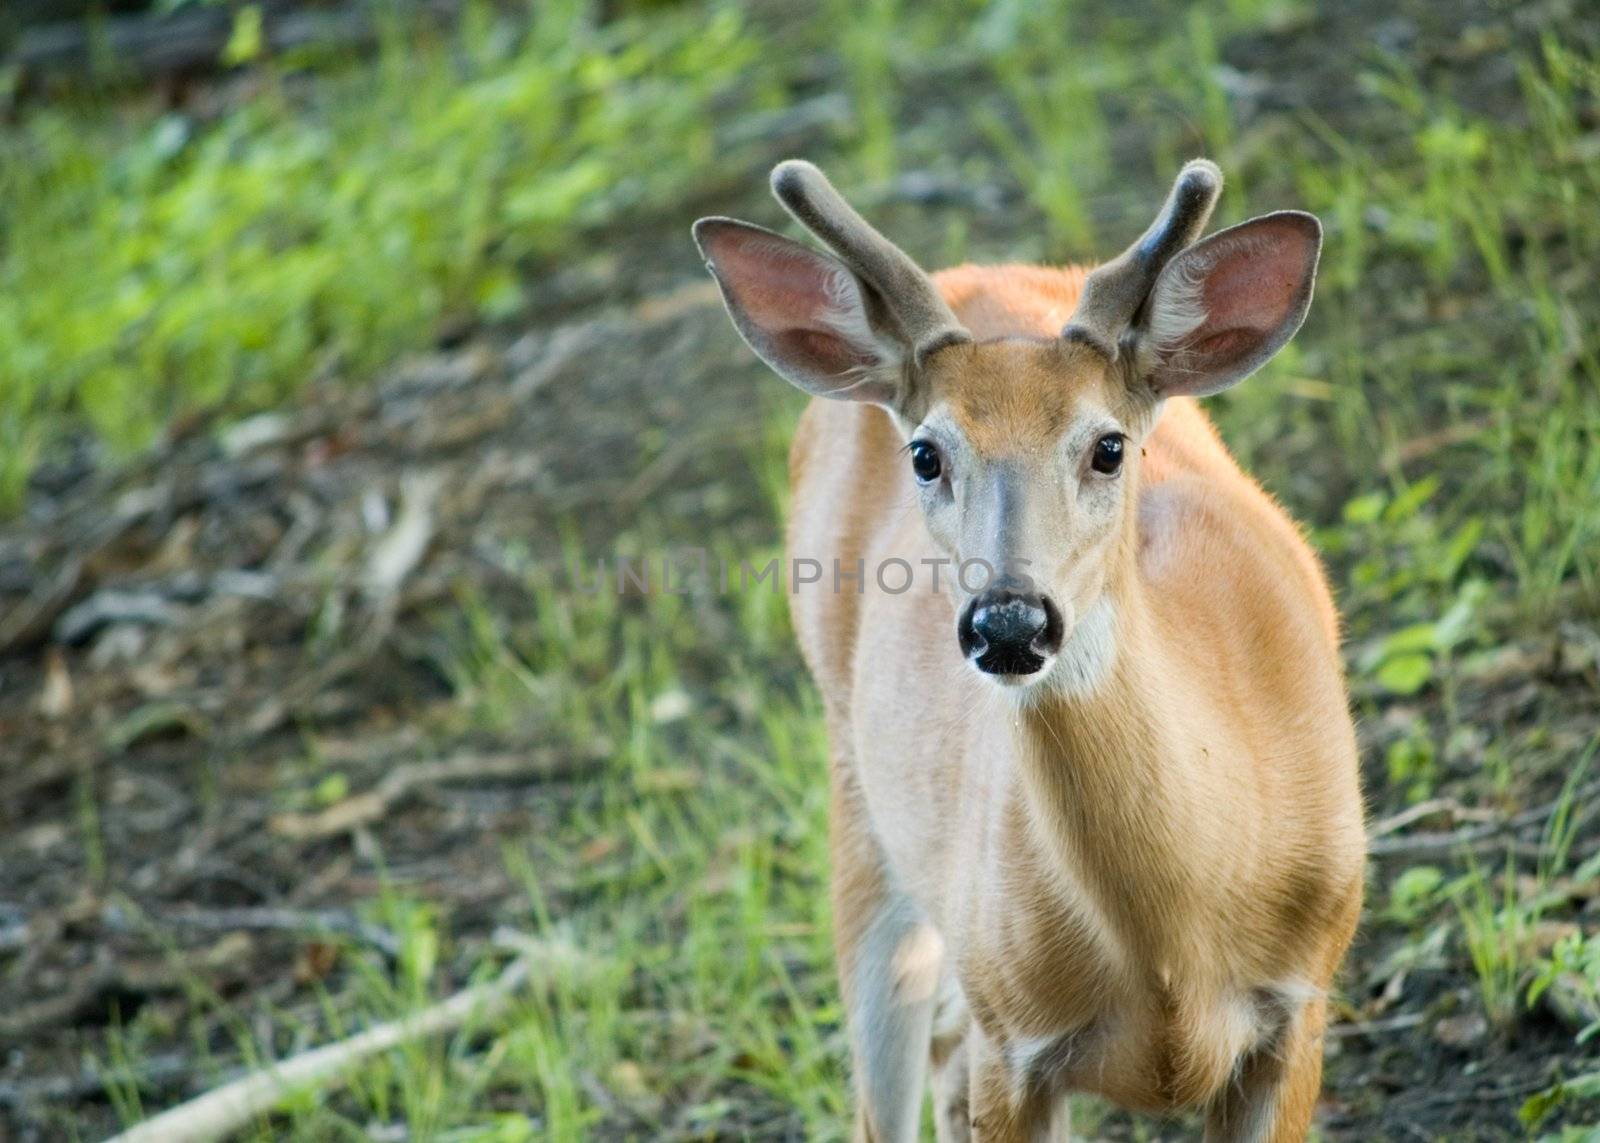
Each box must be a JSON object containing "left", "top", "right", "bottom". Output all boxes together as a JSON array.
[
  {"left": 136, "top": 905, "right": 402, "bottom": 959},
  {"left": 269, "top": 750, "right": 572, "bottom": 839},
  {"left": 1367, "top": 797, "right": 1498, "bottom": 838},
  {"left": 1326, "top": 1011, "right": 1427, "bottom": 1039},
  {"left": 105, "top": 953, "right": 531, "bottom": 1143},
  {"left": 1367, "top": 778, "right": 1600, "bottom": 858}
]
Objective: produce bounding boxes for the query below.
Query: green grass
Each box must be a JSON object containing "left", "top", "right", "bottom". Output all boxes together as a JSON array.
[
  {"left": 227, "top": 536, "right": 844, "bottom": 1139},
  {"left": 829, "top": 0, "right": 901, "bottom": 183},
  {"left": 23, "top": 0, "right": 1600, "bottom": 1136},
  {"left": 1285, "top": 38, "right": 1600, "bottom": 623},
  {"left": 0, "top": 0, "right": 751, "bottom": 509},
  {"left": 977, "top": 1, "right": 1116, "bottom": 254},
  {"left": 1454, "top": 741, "right": 1598, "bottom": 1033}
]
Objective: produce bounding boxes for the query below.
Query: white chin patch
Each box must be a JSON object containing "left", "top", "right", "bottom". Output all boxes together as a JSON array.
[{"left": 1042, "top": 597, "right": 1117, "bottom": 698}]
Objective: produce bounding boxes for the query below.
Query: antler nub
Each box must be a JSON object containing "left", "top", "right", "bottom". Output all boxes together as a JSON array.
[
  {"left": 1063, "top": 159, "right": 1224, "bottom": 358},
  {"left": 770, "top": 160, "right": 971, "bottom": 365}
]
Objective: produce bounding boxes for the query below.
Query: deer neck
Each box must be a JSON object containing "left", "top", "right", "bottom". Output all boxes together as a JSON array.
[{"left": 1004, "top": 569, "right": 1202, "bottom": 941}]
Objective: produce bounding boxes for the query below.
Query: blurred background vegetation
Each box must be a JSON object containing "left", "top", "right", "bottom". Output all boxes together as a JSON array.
[{"left": 1, "top": 0, "right": 1598, "bottom": 1139}]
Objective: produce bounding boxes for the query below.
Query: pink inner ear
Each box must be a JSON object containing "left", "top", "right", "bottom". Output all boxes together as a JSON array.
[
  {"left": 775, "top": 327, "right": 875, "bottom": 374},
  {"left": 1146, "top": 212, "right": 1318, "bottom": 397},
  {"left": 697, "top": 217, "right": 898, "bottom": 398},
  {"left": 1196, "top": 219, "right": 1314, "bottom": 336},
  {"left": 1185, "top": 326, "right": 1256, "bottom": 360},
  {"left": 706, "top": 228, "right": 849, "bottom": 337}
]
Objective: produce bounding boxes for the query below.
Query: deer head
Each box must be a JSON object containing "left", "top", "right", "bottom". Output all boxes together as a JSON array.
[{"left": 695, "top": 161, "right": 1320, "bottom": 689}]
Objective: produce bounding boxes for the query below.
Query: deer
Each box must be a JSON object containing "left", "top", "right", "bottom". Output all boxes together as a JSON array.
[{"left": 692, "top": 158, "right": 1366, "bottom": 1142}]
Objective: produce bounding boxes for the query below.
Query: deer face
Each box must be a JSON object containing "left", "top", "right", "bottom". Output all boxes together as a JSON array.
[
  {"left": 696, "top": 160, "right": 1319, "bottom": 690},
  {"left": 904, "top": 338, "right": 1152, "bottom": 683}
]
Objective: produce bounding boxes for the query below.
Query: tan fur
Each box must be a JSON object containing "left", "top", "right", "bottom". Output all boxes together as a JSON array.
[{"left": 787, "top": 263, "right": 1365, "bottom": 1140}]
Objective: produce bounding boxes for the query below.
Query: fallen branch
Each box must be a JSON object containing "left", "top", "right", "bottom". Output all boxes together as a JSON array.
[
  {"left": 141, "top": 905, "right": 402, "bottom": 960},
  {"left": 1394, "top": 416, "right": 1492, "bottom": 464},
  {"left": 1327, "top": 1011, "right": 1426, "bottom": 1038},
  {"left": 1371, "top": 832, "right": 1567, "bottom": 859},
  {"left": 106, "top": 953, "right": 531, "bottom": 1143},
  {"left": 1368, "top": 797, "right": 1498, "bottom": 839},
  {"left": 362, "top": 471, "right": 443, "bottom": 604},
  {"left": 1367, "top": 778, "right": 1600, "bottom": 858},
  {"left": 269, "top": 750, "right": 573, "bottom": 840}
]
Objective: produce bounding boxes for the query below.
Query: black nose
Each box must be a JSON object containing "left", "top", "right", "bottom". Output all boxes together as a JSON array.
[{"left": 958, "top": 588, "right": 1064, "bottom": 676}]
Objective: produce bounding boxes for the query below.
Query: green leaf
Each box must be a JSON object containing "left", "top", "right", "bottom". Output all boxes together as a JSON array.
[
  {"left": 1383, "top": 623, "right": 1441, "bottom": 656},
  {"left": 1433, "top": 580, "right": 1488, "bottom": 649},
  {"left": 1394, "top": 865, "right": 1444, "bottom": 902},
  {"left": 1438, "top": 517, "right": 1484, "bottom": 581},
  {"left": 1388, "top": 865, "right": 1446, "bottom": 923},
  {"left": 475, "top": 268, "right": 525, "bottom": 322},
  {"left": 223, "top": 5, "right": 264, "bottom": 66},
  {"left": 1521, "top": 1070, "right": 1600, "bottom": 1128},
  {"left": 314, "top": 773, "right": 349, "bottom": 806},
  {"left": 1342, "top": 491, "right": 1387, "bottom": 524},
  {"left": 1377, "top": 653, "right": 1434, "bottom": 695},
  {"left": 1358, "top": 623, "right": 1437, "bottom": 674},
  {"left": 1385, "top": 475, "right": 1439, "bottom": 523}
]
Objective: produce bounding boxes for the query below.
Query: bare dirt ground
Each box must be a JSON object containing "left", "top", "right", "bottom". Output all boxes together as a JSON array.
[
  {"left": 3, "top": 1, "right": 1600, "bottom": 1139},
  {"left": 0, "top": 255, "right": 772, "bottom": 1137}
]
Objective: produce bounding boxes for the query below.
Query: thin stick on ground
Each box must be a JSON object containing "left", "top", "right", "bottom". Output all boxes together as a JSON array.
[
  {"left": 1367, "top": 778, "right": 1600, "bottom": 857},
  {"left": 105, "top": 953, "right": 532, "bottom": 1143},
  {"left": 268, "top": 749, "right": 574, "bottom": 840}
]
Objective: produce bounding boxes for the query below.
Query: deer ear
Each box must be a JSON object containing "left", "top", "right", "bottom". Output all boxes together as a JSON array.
[
  {"left": 1137, "top": 211, "right": 1321, "bottom": 397},
  {"left": 693, "top": 217, "right": 906, "bottom": 407}
]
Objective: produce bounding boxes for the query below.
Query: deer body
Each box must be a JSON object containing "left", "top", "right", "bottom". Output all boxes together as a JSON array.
[{"left": 697, "top": 163, "right": 1365, "bottom": 1140}]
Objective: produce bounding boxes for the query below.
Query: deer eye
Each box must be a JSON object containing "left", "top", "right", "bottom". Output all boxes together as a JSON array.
[
  {"left": 1091, "top": 434, "right": 1125, "bottom": 475},
  {"left": 910, "top": 440, "right": 942, "bottom": 483}
]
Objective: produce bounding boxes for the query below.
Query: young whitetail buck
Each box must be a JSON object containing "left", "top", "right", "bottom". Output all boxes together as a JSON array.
[{"left": 693, "top": 160, "right": 1365, "bottom": 1141}]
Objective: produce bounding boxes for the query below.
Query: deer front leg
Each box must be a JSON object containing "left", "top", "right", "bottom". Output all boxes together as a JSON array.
[
  {"left": 929, "top": 984, "right": 972, "bottom": 1142},
  {"left": 965, "top": 1028, "right": 1069, "bottom": 1142},
  {"left": 833, "top": 759, "right": 939, "bottom": 1143},
  {"left": 1202, "top": 994, "right": 1328, "bottom": 1143}
]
